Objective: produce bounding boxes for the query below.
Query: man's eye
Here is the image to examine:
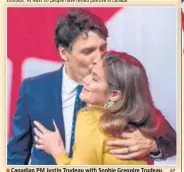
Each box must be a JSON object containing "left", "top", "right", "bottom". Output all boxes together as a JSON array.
[
  {"left": 83, "top": 49, "right": 93, "bottom": 55},
  {"left": 100, "top": 46, "right": 107, "bottom": 52},
  {"left": 84, "top": 51, "right": 90, "bottom": 55}
]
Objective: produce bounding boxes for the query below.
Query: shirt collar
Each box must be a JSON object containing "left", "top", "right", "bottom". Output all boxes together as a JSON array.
[{"left": 62, "top": 65, "right": 80, "bottom": 94}]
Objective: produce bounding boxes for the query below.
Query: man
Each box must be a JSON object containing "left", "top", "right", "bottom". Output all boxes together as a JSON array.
[{"left": 7, "top": 8, "right": 176, "bottom": 165}]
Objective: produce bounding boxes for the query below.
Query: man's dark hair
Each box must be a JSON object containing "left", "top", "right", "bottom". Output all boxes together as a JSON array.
[{"left": 55, "top": 8, "right": 108, "bottom": 50}]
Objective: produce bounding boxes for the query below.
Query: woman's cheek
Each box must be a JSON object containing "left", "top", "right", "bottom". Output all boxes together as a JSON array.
[{"left": 89, "top": 83, "right": 98, "bottom": 93}]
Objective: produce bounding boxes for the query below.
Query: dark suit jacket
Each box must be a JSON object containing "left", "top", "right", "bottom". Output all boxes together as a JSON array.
[
  {"left": 7, "top": 66, "right": 176, "bottom": 165},
  {"left": 8, "top": 66, "right": 65, "bottom": 165}
]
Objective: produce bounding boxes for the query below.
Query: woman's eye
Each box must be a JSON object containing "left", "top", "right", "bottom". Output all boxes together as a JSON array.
[{"left": 92, "top": 77, "right": 98, "bottom": 82}]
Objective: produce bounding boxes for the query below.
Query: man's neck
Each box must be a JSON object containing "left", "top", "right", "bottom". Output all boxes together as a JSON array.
[
  {"left": 64, "top": 64, "right": 81, "bottom": 84},
  {"left": 65, "top": 64, "right": 77, "bottom": 81}
]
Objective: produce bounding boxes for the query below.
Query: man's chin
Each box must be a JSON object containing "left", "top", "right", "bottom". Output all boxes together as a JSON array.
[
  {"left": 75, "top": 75, "right": 84, "bottom": 84},
  {"left": 78, "top": 74, "right": 89, "bottom": 84}
]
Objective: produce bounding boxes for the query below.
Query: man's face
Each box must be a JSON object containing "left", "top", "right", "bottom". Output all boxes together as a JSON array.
[{"left": 63, "top": 31, "right": 107, "bottom": 83}]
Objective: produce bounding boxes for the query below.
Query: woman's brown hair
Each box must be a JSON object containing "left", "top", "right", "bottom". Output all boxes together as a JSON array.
[{"left": 99, "top": 51, "right": 160, "bottom": 138}]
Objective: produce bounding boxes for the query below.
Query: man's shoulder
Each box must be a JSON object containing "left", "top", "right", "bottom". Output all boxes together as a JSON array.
[
  {"left": 23, "top": 67, "right": 62, "bottom": 85},
  {"left": 20, "top": 67, "right": 63, "bottom": 92}
]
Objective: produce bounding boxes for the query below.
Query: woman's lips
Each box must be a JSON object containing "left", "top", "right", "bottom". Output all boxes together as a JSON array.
[{"left": 82, "top": 87, "right": 89, "bottom": 92}]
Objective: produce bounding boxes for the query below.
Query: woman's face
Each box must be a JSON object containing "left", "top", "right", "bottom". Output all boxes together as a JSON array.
[{"left": 80, "top": 60, "right": 110, "bottom": 106}]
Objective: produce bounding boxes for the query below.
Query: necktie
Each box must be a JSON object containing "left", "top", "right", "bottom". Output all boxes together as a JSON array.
[{"left": 69, "top": 85, "right": 86, "bottom": 157}]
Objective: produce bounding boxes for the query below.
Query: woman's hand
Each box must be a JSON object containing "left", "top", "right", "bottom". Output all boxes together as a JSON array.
[{"left": 34, "top": 120, "right": 65, "bottom": 158}]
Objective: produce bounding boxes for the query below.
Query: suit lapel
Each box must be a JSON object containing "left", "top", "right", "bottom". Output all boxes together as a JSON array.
[{"left": 52, "top": 65, "right": 66, "bottom": 147}]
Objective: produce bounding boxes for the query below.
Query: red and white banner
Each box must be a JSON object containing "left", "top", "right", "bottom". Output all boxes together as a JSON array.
[
  {"left": 7, "top": 7, "right": 177, "bottom": 165},
  {"left": 182, "top": 9, "right": 184, "bottom": 47}
]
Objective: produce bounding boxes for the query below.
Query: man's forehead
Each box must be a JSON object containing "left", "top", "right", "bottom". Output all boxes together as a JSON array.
[{"left": 72, "top": 31, "right": 107, "bottom": 48}]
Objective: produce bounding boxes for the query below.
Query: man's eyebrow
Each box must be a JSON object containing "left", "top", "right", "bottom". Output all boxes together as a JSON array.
[
  {"left": 100, "top": 42, "right": 107, "bottom": 47},
  {"left": 79, "top": 42, "right": 107, "bottom": 52},
  {"left": 80, "top": 46, "right": 96, "bottom": 52}
]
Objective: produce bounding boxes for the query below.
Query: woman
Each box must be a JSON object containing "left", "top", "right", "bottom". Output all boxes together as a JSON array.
[{"left": 34, "top": 51, "right": 164, "bottom": 165}]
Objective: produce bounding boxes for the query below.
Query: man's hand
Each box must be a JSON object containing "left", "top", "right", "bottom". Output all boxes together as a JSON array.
[
  {"left": 107, "top": 129, "right": 158, "bottom": 160},
  {"left": 34, "top": 120, "right": 65, "bottom": 158}
]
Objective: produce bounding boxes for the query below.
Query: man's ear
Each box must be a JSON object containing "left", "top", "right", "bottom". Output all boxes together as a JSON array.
[
  {"left": 58, "top": 46, "right": 68, "bottom": 61},
  {"left": 109, "top": 90, "right": 122, "bottom": 102}
]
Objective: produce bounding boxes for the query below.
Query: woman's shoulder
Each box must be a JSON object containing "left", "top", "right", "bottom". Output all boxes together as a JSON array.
[
  {"left": 78, "top": 106, "right": 104, "bottom": 121},
  {"left": 75, "top": 106, "right": 105, "bottom": 140},
  {"left": 76, "top": 106, "right": 105, "bottom": 133}
]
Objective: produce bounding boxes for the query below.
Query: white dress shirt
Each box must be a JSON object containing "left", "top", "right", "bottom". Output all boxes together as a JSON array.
[{"left": 62, "top": 66, "right": 80, "bottom": 154}]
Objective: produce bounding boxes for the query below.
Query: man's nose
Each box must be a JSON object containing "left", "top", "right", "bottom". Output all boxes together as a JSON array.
[{"left": 92, "top": 51, "right": 104, "bottom": 65}]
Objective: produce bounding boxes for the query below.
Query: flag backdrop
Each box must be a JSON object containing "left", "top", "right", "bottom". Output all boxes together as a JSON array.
[{"left": 7, "top": 7, "right": 177, "bottom": 165}]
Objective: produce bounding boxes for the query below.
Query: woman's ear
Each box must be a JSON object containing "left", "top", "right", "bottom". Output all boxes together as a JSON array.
[
  {"left": 58, "top": 46, "right": 68, "bottom": 61},
  {"left": 109, "top": 90, "right": 122, "bottom": 102}
]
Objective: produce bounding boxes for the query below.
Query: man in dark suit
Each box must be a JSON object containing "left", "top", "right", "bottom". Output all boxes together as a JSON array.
[{"left": 7, "top": 8, "right": 176, "bottom": 165}]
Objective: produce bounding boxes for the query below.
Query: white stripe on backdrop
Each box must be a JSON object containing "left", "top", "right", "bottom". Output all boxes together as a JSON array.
[{"left": 107, "top": 7, "right": 177, "bottom": 165}]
